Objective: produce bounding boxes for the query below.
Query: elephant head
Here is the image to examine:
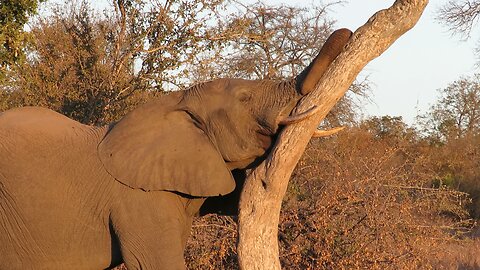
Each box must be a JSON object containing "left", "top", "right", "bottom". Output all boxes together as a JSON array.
[{"left": 98, "top": 29, "right": 352, "bottom": 198}]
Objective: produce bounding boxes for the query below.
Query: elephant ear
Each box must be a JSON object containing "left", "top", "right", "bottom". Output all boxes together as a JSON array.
[{"left": 98, "top": 95, "right": 235, "bottom": 197}]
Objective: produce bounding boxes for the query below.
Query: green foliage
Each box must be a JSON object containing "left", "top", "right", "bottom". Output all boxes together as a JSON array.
[
  {"left": 1, "top": 1, "right": 478, "bottom": 267},
  {"left": 360, "top": 115, "right": 417, "bottom": 141},
  {"left": 0, "top": 0, "right": 44, "bottom": 78},
  {"left": 0, "top": 1, "right": 154, "bottom": 124},
  {"left": 425, "top": 135, "right": 480, "bottom": 218},
  {"left": 0, "top": 0, "right": 236, "bottom": 123},
  {"left": 418, "top": 75, "right": 480, "bottom": 142},
  {"left": 432, "top": 173, "right": 458, "bottom": 189}
]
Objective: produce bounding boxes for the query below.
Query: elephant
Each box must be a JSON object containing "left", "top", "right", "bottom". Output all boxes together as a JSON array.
[{"left": 0, "top": 28, "right": 352, "bottom": 269}]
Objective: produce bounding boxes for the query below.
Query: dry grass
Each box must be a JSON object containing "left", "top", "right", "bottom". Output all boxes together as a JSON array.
[{"left": 431, "top": 237, "right": 480, "bottom": 269}]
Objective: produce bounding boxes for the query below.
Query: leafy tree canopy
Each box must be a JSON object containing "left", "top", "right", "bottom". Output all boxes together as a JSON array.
[
  {"left": 0, "top": 0, "right": 44, "bottom": 76},
  {"left": 418, "top": 74, "right": 480, "bottom": 142}
]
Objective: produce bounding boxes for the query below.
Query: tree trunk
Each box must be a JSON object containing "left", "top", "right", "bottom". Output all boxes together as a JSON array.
[{"left": 236, "top": 0, "right": 429, "bottom": 269}]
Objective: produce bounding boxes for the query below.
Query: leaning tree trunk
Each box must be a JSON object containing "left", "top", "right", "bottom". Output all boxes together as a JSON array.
[{"left": 236, "top": 0, "right": 429, "bottom": 269}]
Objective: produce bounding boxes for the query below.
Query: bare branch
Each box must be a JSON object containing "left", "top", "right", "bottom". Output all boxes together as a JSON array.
[{"left": 437, "top": 0, "right": 480, "bottom": 38}]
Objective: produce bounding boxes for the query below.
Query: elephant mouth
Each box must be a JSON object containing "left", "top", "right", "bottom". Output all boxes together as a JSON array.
[
  {"left": 255, "top": 117, "right": 277, "bottom": 150},
  {"left": 256, "top": 128, "right": 273, "bottom": 150}
]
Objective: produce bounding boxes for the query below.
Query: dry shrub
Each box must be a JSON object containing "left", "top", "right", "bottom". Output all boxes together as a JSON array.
[
  {"left": 278, "top": 128, "right": 472, "bottom": 269},
  {"left": 185, "top": 127, "right": 475, "bottom": 269},
  {"left": 430, "top": 236, "right": 480, "bottom": 269},
  {"left": 185, "top": 215, "right": 238, "bottom": 269},
  {"left": 115, "top": 128, "right": 477, "bottom": 269},
  {"left": 423, "top": 135, "right": 480, "bottom": 218}
]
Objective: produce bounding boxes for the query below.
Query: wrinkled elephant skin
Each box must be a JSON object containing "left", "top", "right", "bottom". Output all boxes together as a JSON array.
[{"left": 0, "top": 29, "right": 352, "bottom": 269}]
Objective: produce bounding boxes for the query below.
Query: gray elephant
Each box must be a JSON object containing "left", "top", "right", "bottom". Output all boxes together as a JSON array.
[{"left": 0, "top": 28, "right": 352, "bottom": 269}]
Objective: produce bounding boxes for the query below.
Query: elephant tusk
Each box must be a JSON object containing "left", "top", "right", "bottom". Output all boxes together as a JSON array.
[
  {"left": 312, "top": 126, "right": 345, "bottom": 138},
  {"left": 278, "top": 106, "right": 319, "bottom": 125}
]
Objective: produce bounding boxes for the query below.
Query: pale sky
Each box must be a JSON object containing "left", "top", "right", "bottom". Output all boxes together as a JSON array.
[
  {"left": 72, "top": 0, "right": 478, "bottom": 124},
  {"left": 329, "top": 0, "right": 478, "bottom": 124},
  {"left": 236, "top": 0, "right": 479, "bottom": 124}
]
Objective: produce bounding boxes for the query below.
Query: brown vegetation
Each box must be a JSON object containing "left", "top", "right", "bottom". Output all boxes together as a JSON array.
[{"left": 185, "top": 126, "right": 480, "bottom": 269}]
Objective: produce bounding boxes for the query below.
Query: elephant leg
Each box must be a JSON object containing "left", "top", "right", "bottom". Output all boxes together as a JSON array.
[
  {"left": 180, "top": 196, "right": 206, "bottom": 248},
  {"left": 110, "top": 190, "right": 197, "bottom": 270}
]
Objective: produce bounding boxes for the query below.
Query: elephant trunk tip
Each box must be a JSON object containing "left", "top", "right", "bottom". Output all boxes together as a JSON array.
[{"left": 297, "top": 28, "right": 353, "bottom": 95}]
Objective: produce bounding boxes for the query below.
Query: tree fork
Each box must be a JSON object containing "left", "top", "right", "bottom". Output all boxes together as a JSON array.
[{"left": 236, "top": 1, "right": 429, "bottom": 269}]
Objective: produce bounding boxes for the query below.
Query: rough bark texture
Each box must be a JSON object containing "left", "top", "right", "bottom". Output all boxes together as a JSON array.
[{"left": 236, "top": 1, "right": 429, "bottom": 269}]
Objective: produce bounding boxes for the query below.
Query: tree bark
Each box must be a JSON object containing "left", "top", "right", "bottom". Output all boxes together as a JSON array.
[{"left": 236, "top": 1, "right": 429, "bottom": 269}]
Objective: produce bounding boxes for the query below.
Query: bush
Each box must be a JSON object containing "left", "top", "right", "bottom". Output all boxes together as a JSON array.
[{"left": 184, "top": 128, "right": 477, "bottom": 269}]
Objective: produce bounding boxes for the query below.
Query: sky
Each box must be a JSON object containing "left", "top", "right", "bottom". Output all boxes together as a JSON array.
[
  {"left": 239, "top": 0, "right": 479, "bottom": 124},
  {"left": 328, "top": 0, "right": 479, "bottom": 124},
  {"left": 70, "top": 0, "right": 478, "bottom": 125}
]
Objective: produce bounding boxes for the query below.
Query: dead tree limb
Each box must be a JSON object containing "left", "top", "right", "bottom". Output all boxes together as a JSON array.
[{"left": 236, "top": 0, "right": 429, "bottom": 269}]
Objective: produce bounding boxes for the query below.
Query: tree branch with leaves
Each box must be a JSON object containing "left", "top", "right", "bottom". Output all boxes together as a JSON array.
[{"left": 0, "top": 0, "right": 45, "bottom": 80}]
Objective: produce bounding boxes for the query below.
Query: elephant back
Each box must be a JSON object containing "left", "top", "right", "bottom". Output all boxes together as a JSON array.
[
  {"left": 0, "top": 107, "right": 108, "bottom": 182},
  {"left": 0, "top": 107, "right": 105, "bottom": 151}
]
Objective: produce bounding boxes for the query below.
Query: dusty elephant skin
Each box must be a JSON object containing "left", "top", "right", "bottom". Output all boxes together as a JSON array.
[{"left": 0, "top": 29, "right": 351, "bottom": 270}]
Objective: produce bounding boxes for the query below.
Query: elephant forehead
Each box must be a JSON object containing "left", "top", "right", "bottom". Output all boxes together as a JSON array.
[
  {"left": 205, "top": 78, "right": 259, "bottom": 93},
  {"left": 226, "top": 79, "right": 267, "bottom": 92}
]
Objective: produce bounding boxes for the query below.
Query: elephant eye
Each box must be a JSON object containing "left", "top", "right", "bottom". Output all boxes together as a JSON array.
[{"left": 238, "top": 92, "right": 252, "bottom": 103}]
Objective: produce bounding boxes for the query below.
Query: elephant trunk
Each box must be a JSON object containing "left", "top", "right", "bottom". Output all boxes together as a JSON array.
[{"left": 296, "top": 28, "right": 353, "bottom": 95}]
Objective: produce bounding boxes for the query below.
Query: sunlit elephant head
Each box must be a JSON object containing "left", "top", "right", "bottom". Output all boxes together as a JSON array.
[{"left": 98, "top": 28, "right": 352, "bottom": 198}]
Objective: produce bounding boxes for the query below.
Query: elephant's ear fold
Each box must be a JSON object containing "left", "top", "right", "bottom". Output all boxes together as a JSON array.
[{"left": 98, "top": 99, "right": 235, "bottom": 197}]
